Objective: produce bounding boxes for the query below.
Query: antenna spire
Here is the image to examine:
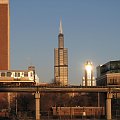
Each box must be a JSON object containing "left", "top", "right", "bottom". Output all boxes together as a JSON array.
[{"left": 59, "top": 19, "right": 63, "bottom": 34}]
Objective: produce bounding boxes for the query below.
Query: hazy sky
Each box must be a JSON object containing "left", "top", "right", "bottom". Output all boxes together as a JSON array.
[{"left": 10, "top": 0, "right": 120, "bottom": 85}]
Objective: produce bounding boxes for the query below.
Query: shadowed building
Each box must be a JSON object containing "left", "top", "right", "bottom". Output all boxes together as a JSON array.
[
  {"left": 0, "top": 0, "right": 10, "bottom": 70},
  {"left": 54, "top": 20, "right": 68, "bottom": 86}
]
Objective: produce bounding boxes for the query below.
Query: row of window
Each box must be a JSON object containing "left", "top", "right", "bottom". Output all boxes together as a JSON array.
[
  {"left": 108, "top": 78, "right": 120, "bottom": 85},
  {"left": 100, "top": 63, "right": 120, "bottom": 75},
  {"left": 0, "top": 72, "right": 28, "bottom": 77}
]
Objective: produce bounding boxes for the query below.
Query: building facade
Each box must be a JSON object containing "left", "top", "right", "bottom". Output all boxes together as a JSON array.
[
  {"left": 54, "top": 20, "right": 68, "bottom": 86},
  {"left": 96, "top": 60, "right": 120, "bottom": 86},
  {"left": 0, "top": 0, "right": 10, "bottom": 70}
]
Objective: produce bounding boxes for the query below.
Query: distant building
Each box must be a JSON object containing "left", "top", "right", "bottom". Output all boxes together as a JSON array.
[
  {"left": 96, "top": 60, "right": 120, "bottom": 86},
  {"left": 0, "top": 0, "right": 10, "bottom": 70},
  {"left": 82, "top": 61, "right": 96, "bottom": 86},
  {"left": 54, "top": 20, "right": 68, "bottom": 86}
]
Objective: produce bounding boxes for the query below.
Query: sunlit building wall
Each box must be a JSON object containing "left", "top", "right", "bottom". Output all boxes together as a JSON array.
[
  {"left": 82, "top": 61, "right": 96, "bottom": 86},
  {"left": 0, "top": 0, "right": 10, "bottom": 112},
  {"left": 54, "top": 20, "right": 68, "bottom": 86},
  {"left": 0, "top": 0, "right": 10, "bottom": 70}
]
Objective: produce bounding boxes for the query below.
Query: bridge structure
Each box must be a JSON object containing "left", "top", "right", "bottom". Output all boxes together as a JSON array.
[{"left": 0, "top": 86, "right": 120, "bottom": 120}]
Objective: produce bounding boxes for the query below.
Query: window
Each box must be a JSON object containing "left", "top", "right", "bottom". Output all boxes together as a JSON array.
[
  {"left": 18, "top": 73, "right": 20, "bottom": 77},
  {"left": 1, "top": 73, "right": 5, "bottom": 77},
  {"left": 31, "top": 72, "right": 33, "bottom": 77},
  {"left": 15, "top": 72, "right": 17, "bottom": 77},
  {"left": 114, "top": 79, "right": 117, "bottom": 84},
  {"left": 24, "top": 72, "right": 28, "bottom": 77},
  {"left": 7, "top": 72, "right": 11, "bottom": 77}
]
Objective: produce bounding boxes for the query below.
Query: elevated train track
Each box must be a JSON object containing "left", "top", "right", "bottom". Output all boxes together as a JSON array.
[{"left": 0, "top": 85, "right": 120, "bottom": 93}]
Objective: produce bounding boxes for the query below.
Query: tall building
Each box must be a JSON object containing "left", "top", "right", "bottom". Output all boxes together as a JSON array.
[
  {"left": 54, "top": 20, "right": 68, "bottom": 86},
  {"left": 82, "top": 61, "right": 96, "bottom": 86},
  {"left": 0, "top": 0, "right": 10, "bottom": 70},
  {"left": 0, "top": 0, "right": 10, "bottom": 113}
]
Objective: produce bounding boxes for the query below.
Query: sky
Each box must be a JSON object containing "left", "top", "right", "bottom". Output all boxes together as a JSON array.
[{"left": 10, "top": 0, "right": 120, "bottom": 85}]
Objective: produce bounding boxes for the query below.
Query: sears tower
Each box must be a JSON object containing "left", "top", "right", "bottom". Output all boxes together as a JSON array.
[{"left": 54, "top": 20, "right": 68, "bottom": 86}]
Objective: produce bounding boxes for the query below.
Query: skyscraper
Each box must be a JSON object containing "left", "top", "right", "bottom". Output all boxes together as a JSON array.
[
  {"left": 0, "top": 0, "right": 10, "bottom": 70},
  {"left": 54, "top": 20, "right": 68, "bottom": 86},
  {"left": 82, "top": 61, "right": 96, "bottom": 86}
]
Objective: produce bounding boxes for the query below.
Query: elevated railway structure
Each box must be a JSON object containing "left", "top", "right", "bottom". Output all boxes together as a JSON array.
[
  {"left": 0, "top": 85, "right": 120, "bottom": 93},
  {"left": 0, "top": 85, "right": 120, "bottom": 120}
]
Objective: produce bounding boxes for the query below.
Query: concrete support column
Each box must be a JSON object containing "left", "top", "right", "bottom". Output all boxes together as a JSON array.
[
  {"left": 35, "top": 92, "right": 40, "bottom": 120},
  {"left": 106, "top": 93, "right": 112, "bottom": 120}
]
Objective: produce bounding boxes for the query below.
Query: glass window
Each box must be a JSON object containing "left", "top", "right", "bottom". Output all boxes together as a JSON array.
[
  {"left": 7, "top": 72, "right": 11, "bottom": 77},
  {"left": 18, "top": 73, "right": 20, "bottom": 77},
  {"left": 1, "top": 72, "right": 5, "bottom": 77},
  {"left": 15, "top": 72, "right": 17, "bottom": 77},
  {"left": 110, "top": 79, "right": 113, "bottom": 84},
  {"left": 114, "top": 79, "right": 117, "bottom": 84},
  {"left": 31, "top": 72, "right": 33, "bottom": 77},
  {"left": 24, "top": 72, "right": 28, "bottom": 77}
]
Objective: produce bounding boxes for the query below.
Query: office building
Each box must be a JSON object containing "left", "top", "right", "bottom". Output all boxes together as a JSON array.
[
  {"left": 54, "top": 20, "right": 68, "bottom": 86},
  {"left": 0, "top": 0, "right": 10, "bottom": 70},
  {"left": 82, "top": 61, "right": 96, "bottom": 86},
  {"left": 96, "top": 60, "right": 120, "bottom": 86}
]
